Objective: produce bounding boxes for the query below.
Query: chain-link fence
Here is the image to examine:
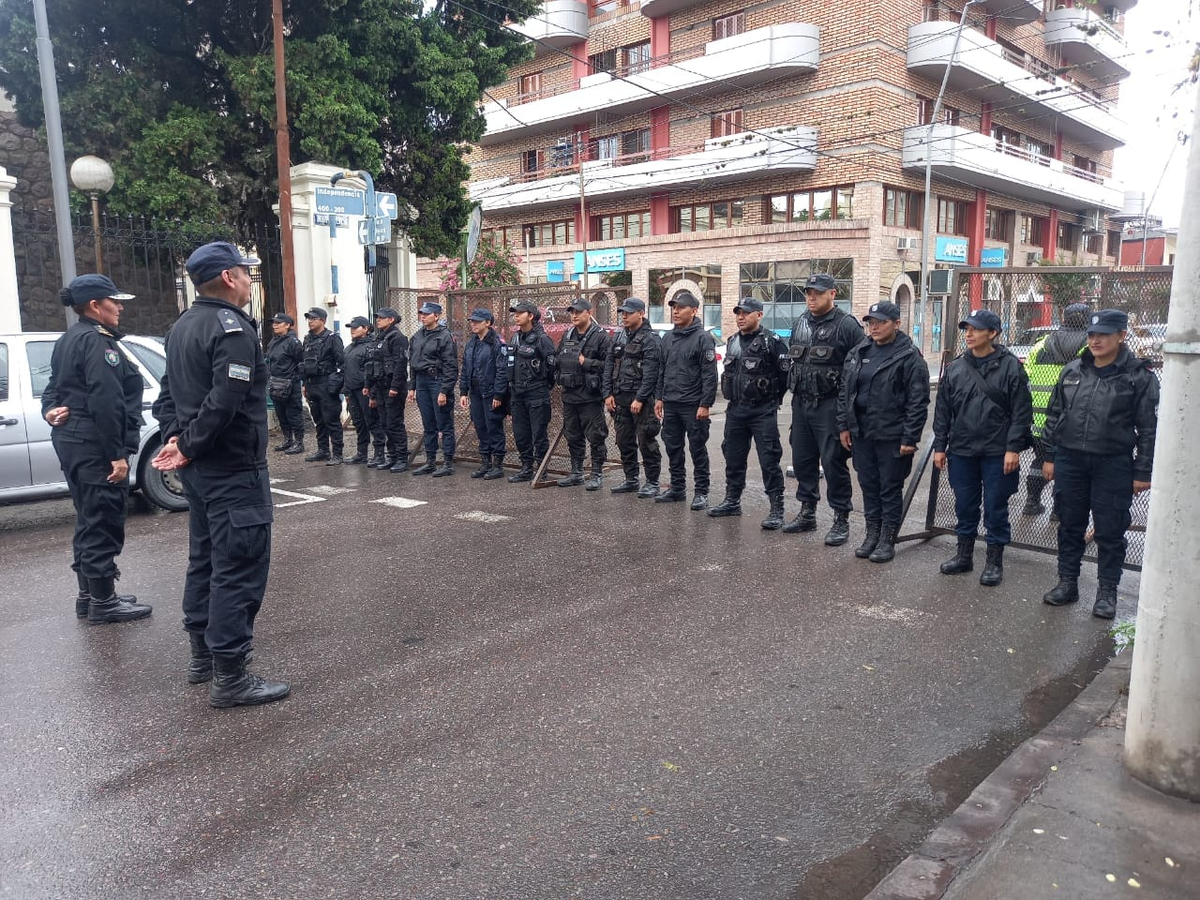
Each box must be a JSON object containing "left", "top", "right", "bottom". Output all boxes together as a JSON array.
[{"left": 899, "top": 265, "right": 1172, "bottom": 571}]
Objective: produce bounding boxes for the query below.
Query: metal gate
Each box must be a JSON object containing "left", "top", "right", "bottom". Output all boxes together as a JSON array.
[{"left": 899, "top": 265, "right": 1173, "bottom": 571}]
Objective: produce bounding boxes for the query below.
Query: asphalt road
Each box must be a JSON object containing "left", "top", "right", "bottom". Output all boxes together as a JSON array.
[{"left": 0, "top": 410, "right": 1124, "bottom": 900}]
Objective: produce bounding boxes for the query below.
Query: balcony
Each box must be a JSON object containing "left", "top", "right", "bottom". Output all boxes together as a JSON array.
[
  {"left": 1043, "top": 7, "right": 1130, "bottom": 80},
  {"left": 470, "top": 125, "right": 818, "bottom": 213},
  {"left": 907, "top": 22, "right": 1125, "bottom": 150},
  {"left": 902, "top": 124, "right": 1123, "bottom": 212},
  {"left": 481, "top": 23, "right": 819, "bottom": 145},
  {"left": 639, "top": 0, "right": 705, "bottom": 18},
  {"left": 975, "top": 0, "right": 1042, "bottom": 26},
  {"left": 511, "top": 1, "right": 589, "bottom": 52}
]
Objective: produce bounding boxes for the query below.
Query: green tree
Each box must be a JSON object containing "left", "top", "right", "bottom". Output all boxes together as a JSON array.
[
  {"left": 0, "top": 0, "right": 536, "bottom": 256},
  {"left": 1035, "top": 258, "right": 1098, "bottom": 315}
]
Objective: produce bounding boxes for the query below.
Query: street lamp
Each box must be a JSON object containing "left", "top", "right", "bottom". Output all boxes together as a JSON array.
[{"left": 69, "top": 155, "right": 114, "bottom": 273}]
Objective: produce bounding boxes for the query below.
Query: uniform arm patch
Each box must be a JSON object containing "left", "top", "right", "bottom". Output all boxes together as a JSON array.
[{"left": 228, "top": 363, "right": 252, "bottom": 382}]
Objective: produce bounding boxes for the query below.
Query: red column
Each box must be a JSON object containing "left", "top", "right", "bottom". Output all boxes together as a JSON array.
[
  {"left": 574, "top": 206, "right": 585, "bottom": 244},
  {"left": 650, "top": 106, "right": 670, "bottom": 159},
  {"left": 1043, "top": 209, "right": 1058, "bottom": 262},
  {"left": 1053, "top": 132, "right": 1063, "bottom": 161},
  {"left": 985, "top": 16, "right": 998, "bottom": 40},
  {"left": 650, "top": 17, "right": 670, "bottom": 62},
  {"left": 980, "top": 101, "right": 992, "bottom": 137},
  {"left": 571, "top": 41, "right": 588, "bottom": 87},
  {"left": 967, "top": 190, "right": 986, "bottom": 309},
  {"left": 650, "top": 195, "right": 670, "bottom": 235}
]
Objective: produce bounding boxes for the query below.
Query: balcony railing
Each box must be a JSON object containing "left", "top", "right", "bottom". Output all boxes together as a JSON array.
[
  {"left": 1043, "top": 7, "right": 1130, "bottom": 80},
  {"left": 512, "top": 1, "right": 590, "bottom": 52}
]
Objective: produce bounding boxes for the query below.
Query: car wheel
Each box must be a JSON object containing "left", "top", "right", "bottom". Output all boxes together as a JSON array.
[{"left": 138, "top": 448, "right": 188, "bottom": 512}]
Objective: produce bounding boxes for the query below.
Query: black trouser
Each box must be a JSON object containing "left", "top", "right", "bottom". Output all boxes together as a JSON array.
[
  {"left": 179, "top": 464, "right": 272, "bottom": 657},
  {"left": 722, "top": 401, "right": 783, "bottom": 498},
  {"left": 305, "top": 381, "right": 343, "bottom": 454},
  {"left": 511, "top": 388, "right": 551, "bottom": 468},
  {"left": 53, "top": 432, "right": 128, "bottom": 580},
  {"left": 612, "top": 392, "right": 661, "bottom": 482},
  {"left": 851, "top": 437, "right": 914, "bottom": 529},
  {"left": 345, "top": 387, "right": 383, "bottom": 454},
  {"left": 415, "top": 375, "right": 455, "bottom": 460},
  {"left": 790, "top": 393, "right": 853, "bottom": 511},
  {"left": 469, "top": 391, "right": 507, "bottom": 458},
  {"left": 1054, "top": 449, "right": 1133, "bottom": 585},
  {"left": 661, "top": 401, "right": 710, "bottom": 494},
  {"left": 371, "top": 383, "right": 410, "bottom": 460},
  {"left": 562, "top": 398, "right": 608, "bottom": 467},
  {"left": 272, "top": 380, "right": 304, "bottom": 437}
]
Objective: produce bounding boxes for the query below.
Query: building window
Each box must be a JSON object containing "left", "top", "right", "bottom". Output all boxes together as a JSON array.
[
  {"left": 622, "top": 41, "right": 652, "bottom": 75},
  {"left": 674, "top": 200, "right": 744, "bottom": 233},
  {"left": 936, "top": 198, "right": 967, "bottom": 235},
  {"left": 1019, "top": 214, "right": 1045, "bottom": 245},
  {"left": 520, "top": 148, "right": 543, "bottom": 180},
  {"left": 590, "top": 0, "right": 620, "bottom": 16},
  {"left": 1107, "top": 230, "right": 1120, "bottom": 257},
  {"left": 767, "top": 187, "right": 854, "bottom": 223},
  {"left": 883, "top": 187, "right": 921, "bottom": 228},
  {"left": 591, "top": 135, "right": 619, "bottom": 160},
  {"left": 917, "top": 97, "right": 960, "bottom": 125},
  {"left": 593, "top": 211, "right": 650, "bottom": 242},
  {"left": 1057, "top": 222, "right": 1078, "bottom": 252},
  {"left": 588, "top": 49, "right": 617, "bottom": 74},
  {"left": 482, "top": 226, "right": 519, "bottom": 247},
  {"left": 713, "top": 11, "right": 744, "bottom": 40},
  {"left": 620, "top": 128, "right": 650, "bottom": 162},
  {"left": 522, "top": 219, "right": 575, "bottom": 247},
  {"left": 517, "top": 72, "right": 542, "bottom": 104},
  {"left": 991, "top": 124, "right": 1021, "bottom": 150},
  {"left": 1025, "top": 138, "right": 1051, "bottom": 163},
  {"left": 1085, "top": 232, "right": 1104, "bottom": 255},
  {"left": 711, "top": 108, "right": 743, "bottom": 139},
  {"left": 984, "top": 209, "right": 1010, "bottom": 241},
  {"left": 739, "top": 259, "right": 854, "bottom": 331}
]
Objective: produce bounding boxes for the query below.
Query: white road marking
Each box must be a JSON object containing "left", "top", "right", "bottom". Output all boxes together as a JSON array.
[
  {"left": 852, "top": 604, "right": 925, "bottom": 624},
  {"left": 307, "top": 485, "right": 359, "bottom": 495},
  {"left": 372, "top": 496, "right": 428, "bottom": 509},
  {"left": 271, "top": 487, "right": 327, "bottom": 508},
  {"left": 455, "top": 511, "right": 512, "bottom": 524},
  {"left": 269, "top": 477, "right": 293, "bottom": 484}
]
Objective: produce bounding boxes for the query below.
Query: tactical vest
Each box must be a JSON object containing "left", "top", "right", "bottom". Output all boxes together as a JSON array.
[
  {"left": 508, "top": 328, "right": 549, "bottom": 390},
  {"left": 788, "top": 310, "right": 849, "bottom": 399},
  {"left": 302, "top": 331, "right": 335, "bottom": 379},
  {"left": 612, "top": 327, "right": 651, "bottom": 394},
  {"left": 722, "top": 330, "right": 789, "bottom": 404},
  {"left": 365, "top": 334, "right": 387, "bottom": 384},
  {"left": 1023, "top": 334, "right": 1086, "bottom": 438}
]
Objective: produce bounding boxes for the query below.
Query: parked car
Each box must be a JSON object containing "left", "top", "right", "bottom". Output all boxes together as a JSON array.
[
  {"left": 0, "top": 332, "right": 187, "bottom": 511},
  {"left": 1004, "top": 325, "right": 1059, "bottom": 364}
]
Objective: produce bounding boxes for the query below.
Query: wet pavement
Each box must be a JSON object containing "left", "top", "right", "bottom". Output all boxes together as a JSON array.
[{"left": 0, "top": 413, "right": 1129, "bottom": 900}]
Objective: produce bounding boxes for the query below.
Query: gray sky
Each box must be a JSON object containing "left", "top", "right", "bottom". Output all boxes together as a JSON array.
[{"left": 1114, "top": 0, "right": 1197, "bottom": 227}]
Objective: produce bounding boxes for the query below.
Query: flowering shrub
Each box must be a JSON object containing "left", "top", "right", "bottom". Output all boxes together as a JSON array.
[{"left": 435, "top": 240, "right": 523, "bottom": 290}]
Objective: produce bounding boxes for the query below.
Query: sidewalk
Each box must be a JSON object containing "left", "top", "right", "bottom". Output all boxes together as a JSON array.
[{"left": 866, "top": 652, "right": 1200, "bottom": 900}]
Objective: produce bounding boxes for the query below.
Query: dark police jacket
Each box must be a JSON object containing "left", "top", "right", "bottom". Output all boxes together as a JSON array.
[
  {"left": 656, "top": 321, "right": 718, "bottom": 407},
  {"left": 151, "top": 297, "right": 268, "bottom": 471},
  {"left": 603, "top": 321, "right": 660, "bottom": 403},
  {"left": 787, "top": 307, "right": 864, "bottom": 402},
  {"left": 41, "top": 315, "right": 143, "bottom": 462},
  {"left": 557, "top": 322, "right": 611, "bottom": 403},
  {"left": 1043, "top": 345, "right": 1159, "bottom": 480},
  {"left": 265, "top": 331, "right": 303, "bottom": 381},
  {"left": 409, "top": 324, "right": 458, "bottom": 394},
  {"left": 343, "top": 333, "right": 372, "bottom": 392},
  {"left": 720, "top": 327, "right": 789, "bottom": 407},
  {"left": 301, "top": 327, "right": 345, "bottom": 392},
  {"left": 838, "top": 332, "right": 930, "bottom": 444},
  {"left": 459, "top": 328, "right": 509, "bottom": 399},
  {"left": 933, "top": 347, "right": 1033, "bottom": 457},
  {"left": 506, "top": 324, "right": 558, "bottom": 396},
  {"left": 365, "top": 324, "right": 408, "bottom": 393}
]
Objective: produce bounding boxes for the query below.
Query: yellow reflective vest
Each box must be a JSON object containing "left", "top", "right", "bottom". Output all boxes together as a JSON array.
[{"left": 1023, "top": 334, "right": 1085, "bottom": 437}]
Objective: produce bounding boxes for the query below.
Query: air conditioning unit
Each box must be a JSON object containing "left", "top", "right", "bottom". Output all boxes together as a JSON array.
[
  {"left": 1025, "top": 252, "right": 1041, "bottom": 266},
  {"left": 928, "top": 269, "right": 953, "bottom": 295},
  {"left": 897, "top": 236, "right": 919, "bottom": 251}
]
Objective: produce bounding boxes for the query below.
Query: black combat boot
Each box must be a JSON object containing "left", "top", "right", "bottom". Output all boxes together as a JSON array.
[
  {"left": 76, "top": 571, "right": 139, "bottom": 617},
  {"left": 1042, "top": 577, "right": 1079, "bottom": 606},
  {"left": 471, "top": 455, "right": 491, "bottom": 479},
  {"left": 584, "top": 464, "right": 604, "bottom": 491},
  {"left": 87, "top": 576, "right": 153, "bottom": 624},
  {"left": 390, "top": 455, "right": 410, "bottom": 474},
  {"left": 326, "top": 444, "right": 344, "bottom": 466},
  {"left": 690, "top": 492, "right": 709, "bottom": 511},
  {"left": 305, "top": 445, "right": 330, "bottom": 462},
  {"left": 940, "top": 538, "right": 975, "bottom": 575},
  {"left": 1093, "top": 582, "right": 1119, "bottom": 619},
  {"left": 782, "top": 501, "right": 818, "bottom": 534},
  {"left": 610, "top": 476, "right": 640, "bottom": 494},
  {"left": 868, "top": 524, "right": 897, "bottom": 563},
  {"left": 411, "top": 457, "right": 437, "bottom": 475},
  {"left": 345, "top": 450, "right": 369, "bottom": 465},
  {"left": 558, "top": 460, "right": 585, "bottom": 487},
  {"left": 637, "top": 480, "right": 661, "bottom": 499},
  {"left": 432, "top": 457, "right": 455, "bottom": 477},
  {"left": 368, "top": 448, "right": 388, "bottom": 469},
  {"left": 761, "top": 493, "right": 785, "bottom": 530},
  {"left": 979, "top": 544, "right": 1004, "bottom": 587},
  {"left": 854, "top": 520, "right": 882, "bottom": 559},
  {"left": 655, "top": 487, "right": 687, "bottom": 503},
  {"left": 284, "top": 434, "right": 305, "bottom": 455},
  {"left": 273, "top": 433, "right": 292, "bottom": 451},
  {"left": 824, "top": 510, "right": 851, "bottom": 546},
  {"left": 707, "top": 495, "right": 743, "bottom": 517},
  {"left": 1021, "top": 475, "right": 1047, "bottom": 516},
  {"left": 484, "top": 455, "right": 506, "bottom": 480},
  {"left": 187, "top": 632, "right": 213, "bottom": 685},
  {"left": 208, "top": 653, "right": 290, "bottom": 709},
  {"left": 508, "top": 465, "right": 534, "bottom": 483}
]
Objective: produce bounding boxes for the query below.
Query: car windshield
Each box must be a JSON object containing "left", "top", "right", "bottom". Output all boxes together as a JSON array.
[{"left": 124, "top": 339, "right": 167, "bottom": 382}]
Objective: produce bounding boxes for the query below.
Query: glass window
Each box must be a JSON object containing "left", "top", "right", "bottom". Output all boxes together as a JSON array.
[
  {"left": 769, "top": 195, "right": 787, "bottom": 224},
  {"left": 791, "top": 192, "right": 810, "bottom": 222},
  {"left": 836, "top": 188, "right": 853, "bottom": 219},
  {"left": 739, "top": 259, "right": 853, "bottom": 334},
  {"left": 678, "top": 207, "right": 692, "bottom": 232},
  {"left": 25, "top": 341, "right": 55, "bottom": 399},
  {"left": 713, "top": 12, "right": 745, "bottom": 40},
  {"left": 124, "top": 340, "right": 166, "bottom": 383},
  {"left": 730, "top": 200, "right": 744, "bottom": 226},
  {"left": 883, "top": 188, "right": 920, "bottom": 228},
  {"left": 695, "top": 205, "right": 710, "bottom": 231},
  {"left": 812, "top": 190, "right": 833, "bottom": 221},
  {"left": 623, "top": 42, "right": 651, "bottom": 74},
  {"left": 0, "top": 343, "right": 8, "bottom": 401}
]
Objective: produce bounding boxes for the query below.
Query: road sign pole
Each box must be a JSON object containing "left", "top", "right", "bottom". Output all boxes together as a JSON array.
[{"left": 332, "top": 169, "right": 378, "bottom": 312}]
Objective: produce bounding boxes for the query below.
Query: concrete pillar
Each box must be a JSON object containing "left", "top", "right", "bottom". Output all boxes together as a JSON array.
[
  {"left": 0, "top": 166, "right": 20, "bottom": 332},
  {"left": 1124, "top": 83, "right": 1200, "bottom": 800}
]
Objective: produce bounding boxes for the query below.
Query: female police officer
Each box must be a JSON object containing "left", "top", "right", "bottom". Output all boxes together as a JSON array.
[{"left": 42, "top": 274, "right": 153, "bottom": 623}]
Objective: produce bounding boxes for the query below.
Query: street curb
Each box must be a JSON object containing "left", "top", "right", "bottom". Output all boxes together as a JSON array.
[{"left": 863, "top": 651, "right": 1132, "bottom": 900}]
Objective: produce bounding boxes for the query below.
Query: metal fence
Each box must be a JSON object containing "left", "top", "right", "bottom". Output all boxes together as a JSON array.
[{"left": 899, "top": 265, "right": 1173, "bottom": 571}]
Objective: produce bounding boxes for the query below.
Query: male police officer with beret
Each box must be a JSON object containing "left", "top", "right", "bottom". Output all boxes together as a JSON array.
[
  {"left": 266, "top": 312, "right": 305, "bottom": 455},
  {"left": 152, "top": 241, "right": 289, "bottom": 708},
  {"left": 655, "top": 291, "right": 718, "bottom": 509},
  {"left": 42, "top": 274, "right": 152, "bottom": 623},
  {"left": 506, "top": 299, "right": 559, "bottom": 483},
  {"left": 603, "top": 297, "right": 662, "bottom": 498},
  {"left": 342, "top": 316, "right": 384, "bottom": 465},
  {"left": 408, "top": 300, "right": 459, "bottom": 476},
  {"left": 459, "top": 308, "right": 510, "bottom": 479},
  {"left": 555, "top": 298, "right": 612, "bottom": 490},
  {"left": 301, "top": 307, "right": 345, "bottom": 465},
  {"left": 366, "top": 307, "right": 410, "bottom": 472}
]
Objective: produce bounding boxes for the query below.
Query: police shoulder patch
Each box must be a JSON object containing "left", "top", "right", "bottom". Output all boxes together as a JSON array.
[
  {"left": 95, "top": 325, "right": 114, "bottom": 337},
  {"left": 228, "top": 363, "right": 252, "bottom": 382},
  {"left": 219, "top": 310, "right": 244, "bottom": 334},
  {"left": 104, "top": 349, "right": 120, "bottom": 367},
  {"left": 705, "top": 348, "right": 716, "bottom": 361}
]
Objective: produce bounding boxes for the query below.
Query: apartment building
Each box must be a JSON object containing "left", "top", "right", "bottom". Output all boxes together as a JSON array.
[{"left": 419, "top": 0, "right": 1134, "bottom": 354}]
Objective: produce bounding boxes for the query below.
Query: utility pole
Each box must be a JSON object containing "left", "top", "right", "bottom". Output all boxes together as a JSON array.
[
  {"left": 1124, "top": 81, "right": 1200, "bottom": 800},
  {"left": 272, "top": 0, "right": 298, "bottom": 323},
  {"left": 577, "top": 135, "right": 589, "bottom": 294}
]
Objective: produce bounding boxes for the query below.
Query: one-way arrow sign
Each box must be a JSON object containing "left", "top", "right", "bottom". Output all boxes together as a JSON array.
[{"left": 376, "top": 192, "right": 399, "bottom": 220}]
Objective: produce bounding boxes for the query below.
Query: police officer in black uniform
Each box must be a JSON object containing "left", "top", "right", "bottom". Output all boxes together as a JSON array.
[
  {"left": 266, "top": 312, "right": 305, "bottom": 455},
  {"left": 408, "top": 300, "right": 459, "bottom": 476},
  {"left": 151, "top": 241, "right": 289, "bottom": 708},
  {"left": 342, "top": 316, "right": 383, "bottom": 465},
  {"left": 555, "top": 298, "right": 612, "bottom": 490},
  {"left": 42, "top": 274, "right": 152, "bottom": 624},
  {"left": 1041, "top": 309, "right": 1158, "bottom": 619},
  {"left": 301, "top": 307, "right": 346, "bottom": 465},
  {"left": 365, "top": 307, "right": 410, "bottom": 472},
  {"left": 783, "top": 273, "right": 865, "bottom": 544},
  {"left": 838, "top": 302, "right": 930, "bottom": 563},
  {"left": 603, "top": 297, "right": 662, "bottom": 498},
  {"left": 708, "top": 297, "right": 790, "bottom": 524},
  {"left": 654, "top": 291, "right": 718, "bottom": 510},
  {"left": 506, "top": 300, "right": 559, "bottom": 483},
  {"left": 459, "top": 308, "right": 510, "bottom": 479}
]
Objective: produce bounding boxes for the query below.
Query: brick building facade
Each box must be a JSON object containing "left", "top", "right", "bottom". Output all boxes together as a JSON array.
[{"left": 417, "top": 0, "right": 1134, "bottom": 354}]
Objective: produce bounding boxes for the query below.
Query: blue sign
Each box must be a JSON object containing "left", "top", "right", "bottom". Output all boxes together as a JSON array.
[
  {"left": 315, "top": 186, "right": 366, "bottom": 217},
  {"left": 546, "top": 260, "right": 566, "bottom": 283},
  {"left": 980, "top": 247, "right": 1007, "bottom": 268},
  {"left": 357, "top": 216, "right": 391, "bottom": 246},
  {"left": 935, "top": 236, "right": 969, "bottom": 264},
  {"left": 573, "top": 247, "right": 626, "bottom": 273},
  {"left": 376, "top": 192, "right": 399, "bottom": 220}
]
